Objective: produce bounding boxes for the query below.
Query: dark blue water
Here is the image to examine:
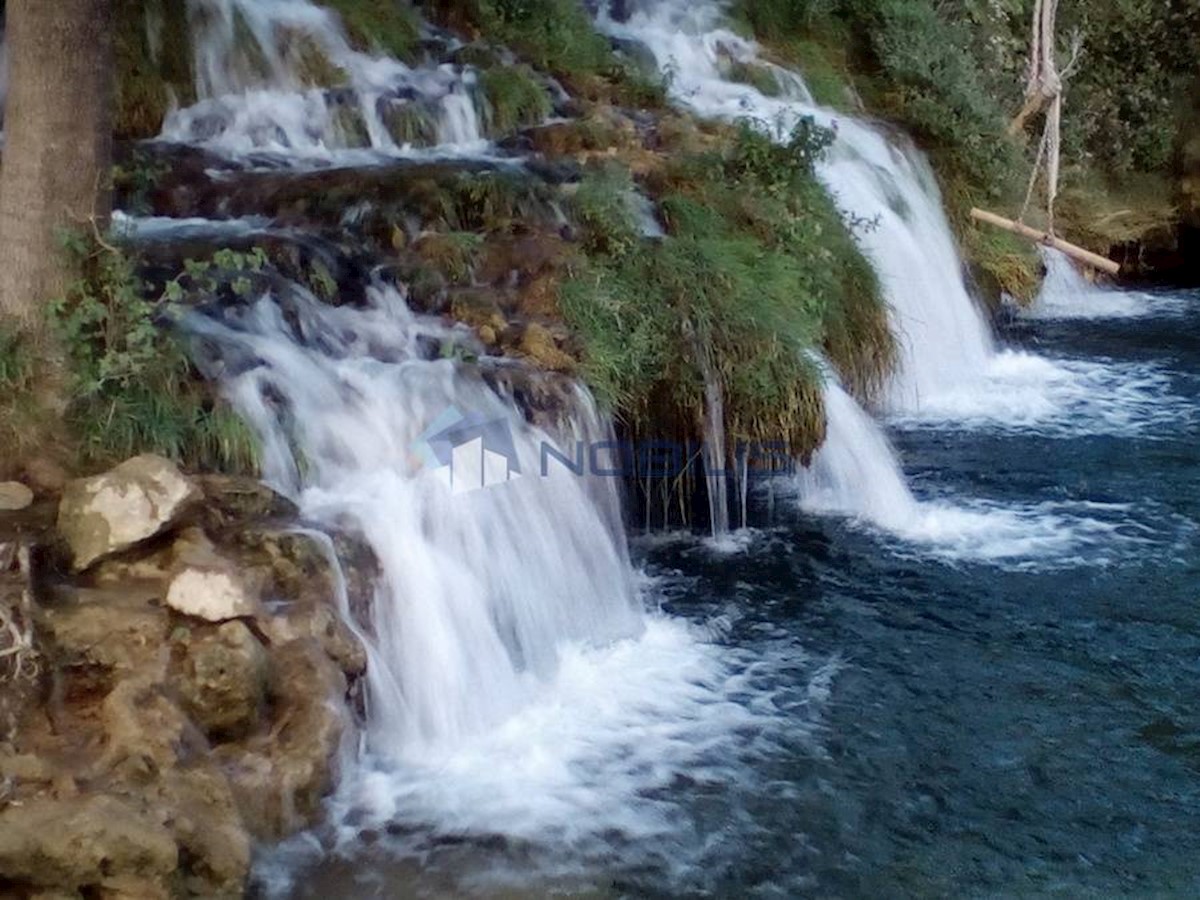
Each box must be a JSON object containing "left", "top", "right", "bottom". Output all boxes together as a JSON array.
[{"left": 640, "top": 289, "right": 1200, "bottom": 896}]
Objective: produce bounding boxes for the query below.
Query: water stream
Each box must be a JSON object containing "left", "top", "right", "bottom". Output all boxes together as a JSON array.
[{"left": 105, "top": 0, "right": 1200, "bottom": 894}]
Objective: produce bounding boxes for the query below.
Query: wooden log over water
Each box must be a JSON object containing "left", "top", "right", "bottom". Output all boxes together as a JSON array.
[{"left": 969, "top": 207, "right": 1121, "bottom": 276}]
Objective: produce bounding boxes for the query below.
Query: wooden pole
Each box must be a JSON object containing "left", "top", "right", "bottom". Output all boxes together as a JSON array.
[{"left": 970, "top": 208, "right": 1121, "bottom": 276}]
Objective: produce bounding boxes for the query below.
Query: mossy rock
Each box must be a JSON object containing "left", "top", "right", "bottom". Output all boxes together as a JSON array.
[{"left": 115, "top": 0, "right": 195, "bottom": 139}]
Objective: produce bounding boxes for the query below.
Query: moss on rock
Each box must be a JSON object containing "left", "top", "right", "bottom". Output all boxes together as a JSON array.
[{"left": 115, "top": 0, "right": 196, "bottom": 140}]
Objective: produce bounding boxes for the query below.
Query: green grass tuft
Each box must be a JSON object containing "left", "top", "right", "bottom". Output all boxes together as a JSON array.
[
  {"left": 560, "top": 120, "right": 893, "bottom": 457},
  {"left": 477, "top": 65, "right": 553, "bottom": 136}
]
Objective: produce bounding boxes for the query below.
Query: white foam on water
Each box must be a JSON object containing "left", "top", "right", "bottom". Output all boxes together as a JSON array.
[
  {"left": 888, "top": 350, "right": 1194, "bottom": 438},
  {"left": 333, "top": 615, "right": 816, "bottom": 857},
  {"left": 789, "top": 375, "right": 1167, "bottom": 567}
]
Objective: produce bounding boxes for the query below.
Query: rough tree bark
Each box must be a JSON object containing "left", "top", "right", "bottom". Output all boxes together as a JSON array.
[{"left": 0, "top": 0, "right": 114, "bottom": 337}]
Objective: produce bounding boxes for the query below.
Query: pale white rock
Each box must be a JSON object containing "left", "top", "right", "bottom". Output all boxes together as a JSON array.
[
  {"left": 166, "top": 540, "right": 263, "bottom": 622},
  {"left": 0, "top": 482, "right": 33, "bottom": 511},
  {"left": 57, "top": 455, "right": 200, "bottom": 570}
]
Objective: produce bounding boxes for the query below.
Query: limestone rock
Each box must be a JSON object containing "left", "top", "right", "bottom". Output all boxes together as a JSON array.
[
  {"left": 99, "top": 678, "right": 192, "bottom": 779},
  {"left": 166, "top": 533, "right": 264, "bottom": 622},
  {"left": 261, "top": 599, "right": 367, "bottom": 677},
  {"left": 23, "top": 457, "right": 69, "bottom": 495},
  {"left": 0, "top": 795, "right": 177, "bottom": 894},
  {"left": 57, "top": 454, "right": 200, "bottom": 571},
  {"left": 219, "top": 639, "right": 348, "bottom": 838},
  {"left": 194, "top": 473, "right": 297, "bottom": 529},
  {"left": 40, "top": 589, "right": 171, "bottom": 689},
  {"left": 161, "top": 766, "right": 252, "bottom": 895},
  {"left": 0, "top": 481, "right": 33, "bottom": 511},
  {"left": 170, "top": 620, "right": 269, "bottom": 740}
]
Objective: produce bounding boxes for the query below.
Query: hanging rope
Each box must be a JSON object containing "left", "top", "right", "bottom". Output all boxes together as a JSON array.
[{"left": 1010, "top": 0, "right": 1081, "bottom": 237}]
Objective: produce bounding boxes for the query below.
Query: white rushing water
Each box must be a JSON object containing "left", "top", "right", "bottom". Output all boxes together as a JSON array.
[
  {"left": 1029, "top": 248, "right": 1184, "bottom": 319},
  {"left": 164, "top": 0, "right": 492, "bottom": 160},
  {"left": 187, "top": 283, "right": 642, "bottom": 745},
  {"left": 186, "top": 281, "right": 815, "bottom": 885}
]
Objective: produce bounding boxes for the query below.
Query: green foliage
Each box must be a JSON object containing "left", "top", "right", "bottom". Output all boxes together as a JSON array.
[
  {"left": 111, "top": 153, "right": 170, "bottom": 217},
  {"left": 48, "top": 236, "right": 263, "bottom": 472},
  {"left": 844, "top": 0, "right": 1022, "bottom": 201},
  {"left": 736, "top": 0, "right": 837, "bottom": 41},
  {"left": 566, "top": 166, "right": 641, "bottom": 257},
  {"left": 1056, "top": 0, "right": 1200, "bottom": 175},
  {"left": 323, "top": 0, "right": 423, "bottom": 62},
  {"left": 477, "top": 65, "right": 553, "bottom": 136},
  {"left": 417, "top": 231, "right": 483, "bottom": 282},
  {"left": 0, "top": 329, "right": 33, "bottom": 391},
  {"left": 561, "top": 121, "right": 892, "bottom": 454},
  {"left": 724, "top": 60, "right": 783, "bottom": 98},
  {"left": 469, "top": 0, "right": 613, "bottom": 74}
]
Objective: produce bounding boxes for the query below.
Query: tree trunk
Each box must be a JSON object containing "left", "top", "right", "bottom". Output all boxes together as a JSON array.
[{"left": 0, "top": 0, "right": 114, "bottom": 336}]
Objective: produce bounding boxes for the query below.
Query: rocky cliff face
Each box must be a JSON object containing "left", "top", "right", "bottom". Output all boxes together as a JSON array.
[{"left": 0, "top": 455, "right": 369, "bottom": 897}]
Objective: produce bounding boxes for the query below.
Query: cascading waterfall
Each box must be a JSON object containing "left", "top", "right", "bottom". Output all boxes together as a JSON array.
[
  {"left": 165, "top": 0, "right": 489, "bottom": 159},
  {"left": 184, "top": 276, "right": 801, "bottom": 886},
  {"left": 597, "top": 0, "right": 995, "bottom": 413},
  {"left": 186, "top": 282, "right": 644, "bottom": 748}
]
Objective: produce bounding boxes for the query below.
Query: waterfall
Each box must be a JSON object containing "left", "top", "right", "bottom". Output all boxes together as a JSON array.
[
  {"left": 598, "top": 0, "right": 995, "bottom": 413},
  {"left": 185, "top": 282, "right": 644, "bottom": 750},
  {"left": 1030, "top": 248, "right": 1160, "bottom": 319},
  {"left": 696, "top": 347, "right": 731, "bottom": 538},
  {"left": 164, "top": 0, "right": 488, "bottom": 159},
  {"left": 793, "top": 373, "right": 917, "bottom": 529}
]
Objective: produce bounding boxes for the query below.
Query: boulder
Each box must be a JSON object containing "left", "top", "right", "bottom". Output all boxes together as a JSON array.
[
  {"left": 169, "top": 620, "right": 269, "bottom": 740},
  {"left": 39, "top": 588, "right": 171, "bottom": 691},
  {"left": 98, "top": 678, "right": 193, "bottom": 780},
  {"left": 160, "top": 766, "right": 252, "bottom": 895},
  {"left": 57, "top": 454, "right": 200, "bottom": 571},
  {"left": 261, "top": 599, "right": 367, "bottom": 678},
  {"left": 166, "top": 532, "right": 264, "bottom": 622},
  {"left": 0, "top": 795, "right": 177, "bottom": 895},
  {"left": 0, "top": 481, "right": 34, "bottom": 511},
  {"left": 219, "top": 639, "right": 348, "bottom": 838},
  {"left": 23, "top": 458, "right": 69, "bottom": 495}
]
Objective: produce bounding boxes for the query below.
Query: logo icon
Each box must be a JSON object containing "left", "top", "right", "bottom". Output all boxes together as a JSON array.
[{"left": 412, "top": 406, "right": 521, "bottom": 494}]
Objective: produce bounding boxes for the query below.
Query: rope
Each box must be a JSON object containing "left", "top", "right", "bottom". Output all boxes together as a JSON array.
[{"left": 1013, "top": 0, "right": 1079, "bottom": 238}]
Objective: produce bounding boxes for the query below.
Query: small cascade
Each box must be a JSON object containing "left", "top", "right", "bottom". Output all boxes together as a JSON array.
[
  {"left": 185, "top": 282, "right": 644, "bottom": 750},
  {"left": 699, "top": 360, "right": 731, "bottom": 538},
  {"left": 795, "top": 375, "right": 917, "bottom": 530},
  {"left": 163, "top": 0, "right": 489, "bottom": 160},
  {"left": 1030, "top": 248, "right": 1158, "bottom": 319}
]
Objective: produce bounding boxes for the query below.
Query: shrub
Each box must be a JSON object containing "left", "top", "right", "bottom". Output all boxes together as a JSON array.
[
  {"left": 48, "top": 236, "right": 262, "bottom": 472},
  {"left": 424, "top": 0, "right": 666, "bottom": 106},
  {"left": 324, "top": 0, "right": 423, "bottom": 62}
]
